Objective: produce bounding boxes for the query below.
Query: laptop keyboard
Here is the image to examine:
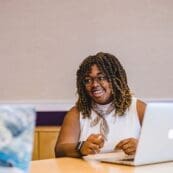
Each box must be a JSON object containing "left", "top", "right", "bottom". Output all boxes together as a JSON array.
[{"left": 121, "top": 154, "right": 134, "bottom": 161}]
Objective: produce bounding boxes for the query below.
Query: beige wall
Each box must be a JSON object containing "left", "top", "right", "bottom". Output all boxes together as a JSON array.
[{"left": 0, "top": 0, "right": 173, "bottom": 104}]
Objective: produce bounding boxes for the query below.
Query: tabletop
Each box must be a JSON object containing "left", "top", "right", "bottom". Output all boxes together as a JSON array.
[{"left": 30, "top": 158, "right": 173, "bottom": 173}]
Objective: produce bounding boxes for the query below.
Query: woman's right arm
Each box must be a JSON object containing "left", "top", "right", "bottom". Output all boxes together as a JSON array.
[{"left": 54, "top": 106, "right": 81, "bottom": 158}]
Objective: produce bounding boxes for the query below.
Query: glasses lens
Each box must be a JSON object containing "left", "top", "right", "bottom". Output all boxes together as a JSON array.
[{"left": 84, "top": 75, "right": 107, "bottom": 85}]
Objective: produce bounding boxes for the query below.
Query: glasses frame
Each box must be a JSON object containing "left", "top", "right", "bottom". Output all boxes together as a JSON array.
[{"left": 83, "top": 75, "right": 108, "bottom": 86}]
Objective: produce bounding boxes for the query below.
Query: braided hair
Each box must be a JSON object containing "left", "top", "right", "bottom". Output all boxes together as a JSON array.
[{"left": 76, "top": 52, "right": 132, "bottom": 118}]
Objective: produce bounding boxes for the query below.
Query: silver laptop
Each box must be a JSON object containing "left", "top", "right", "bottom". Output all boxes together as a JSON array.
[
  {"left": 0, "top": 105, "right": 36, "bottom": 173},
  {"left": 84, "top": 102, "right": 173, "bottom": 166}
]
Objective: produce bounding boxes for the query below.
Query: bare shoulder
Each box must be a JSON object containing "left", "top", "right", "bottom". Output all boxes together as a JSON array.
[
  {"left": 64, "top": 106, "right": 80, "bottom": 122},
  {"left": 68, "top": 106, "right": 80, "bottom": 115},
  {"left": 136, "top": 99, "right": 147, "bottom": 125}
]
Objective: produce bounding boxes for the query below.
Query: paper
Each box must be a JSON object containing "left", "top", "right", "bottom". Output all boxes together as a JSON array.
[{"left": 83, "top": 150, "right": 134, "bottom": 161}]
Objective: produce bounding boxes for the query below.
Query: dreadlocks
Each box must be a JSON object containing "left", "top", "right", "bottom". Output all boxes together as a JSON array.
[{"left": 76, "top": 52, "right": 132, "bottom": 118}]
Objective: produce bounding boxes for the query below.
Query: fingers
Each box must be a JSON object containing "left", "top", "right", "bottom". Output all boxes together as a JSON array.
[
  {"left": 116, "top": 138, "right": 132, "bottom": 149},
  {"left": 83, "top": 141, "right": 101, "bottom": 154},
  {"left": 80, "top": 140, "right": 100, "bottom": 155},
  {"left": 87, "top": 134, "right": 104, "bottom": 148},
  {"left": 121, "top": 143, "right": 136, "bottom": 155},
  {"left": 115, "top": 138, "right": 138, "bottom": 155},
  {"left": 81, "top": 134, "right": 105, "bottom": 155}
]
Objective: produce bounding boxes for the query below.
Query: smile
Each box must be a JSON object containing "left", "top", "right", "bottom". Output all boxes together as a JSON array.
[{"left": 91, "top": 89, "right": 105, "bottom": 97}]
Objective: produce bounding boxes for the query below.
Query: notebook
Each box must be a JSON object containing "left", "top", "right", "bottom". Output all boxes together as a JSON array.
[
  {"left": 83, "top": 102, "right": 173, "bottom": 166},
  {"left": 0, "top": 105, "right": 36, "bottom": 173}
]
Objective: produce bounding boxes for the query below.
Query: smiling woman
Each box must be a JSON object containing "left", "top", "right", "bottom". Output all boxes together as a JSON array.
[{"left": 55, "top": 52, "right": 146, "bottom": 158}]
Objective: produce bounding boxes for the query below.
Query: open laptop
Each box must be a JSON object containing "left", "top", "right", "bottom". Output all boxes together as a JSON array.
[
  {"left": 83, "top": 102, "right": 173, "bottom": 166},
  {"left": 0, "top": 105, "right": 36, "bottom": 173}
]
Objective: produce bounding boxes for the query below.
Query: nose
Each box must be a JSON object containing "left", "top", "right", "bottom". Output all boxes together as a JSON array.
[{"left": 91, "top": 79, "right": 100, "bottom": 87}]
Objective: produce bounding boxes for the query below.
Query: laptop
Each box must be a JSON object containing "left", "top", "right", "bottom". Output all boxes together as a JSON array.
[
  {"left": 83, "top": 102, "right": 173, "bottom": 166},
  {"left": 0, "top": 105, "right": 36, "bottom": 173}
]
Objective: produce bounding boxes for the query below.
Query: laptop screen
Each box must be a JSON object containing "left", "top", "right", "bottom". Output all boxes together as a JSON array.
[{"left": 0, "top": 106, "right": 36, "bottom": 173}]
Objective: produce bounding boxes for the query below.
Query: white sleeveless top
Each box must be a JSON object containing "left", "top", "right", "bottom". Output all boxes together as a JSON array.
[{"left": 79, "top": 97, "right": 141, "bottom": 153}]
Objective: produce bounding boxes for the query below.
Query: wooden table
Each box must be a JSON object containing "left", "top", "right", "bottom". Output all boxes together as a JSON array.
[{"left": 30, "top": 158, "right": 173, "bottom": 173}]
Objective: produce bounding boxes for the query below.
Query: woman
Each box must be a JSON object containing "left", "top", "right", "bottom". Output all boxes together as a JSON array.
[{"left": 55, "top": 52, "right": 146, "bottom": 157}]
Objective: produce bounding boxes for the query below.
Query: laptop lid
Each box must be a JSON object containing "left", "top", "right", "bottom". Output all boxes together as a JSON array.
[
  {"left": 134, "top": 102, "right": 173, "bottom": 165},
  {"left": 0, "top": 105, "right": 36, "bottom": 173}
]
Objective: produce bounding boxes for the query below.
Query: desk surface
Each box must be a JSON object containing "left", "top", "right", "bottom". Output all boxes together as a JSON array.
[{"left": 30, "top": 158, "right": 173, "bottom": 173}]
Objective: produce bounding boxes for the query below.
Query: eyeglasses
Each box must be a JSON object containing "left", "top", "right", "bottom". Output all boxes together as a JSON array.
[{"left": 84, "top": 75, "right": 108, "bottom": 86}]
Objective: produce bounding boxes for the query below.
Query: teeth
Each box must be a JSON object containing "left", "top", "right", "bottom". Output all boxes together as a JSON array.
[
  {"left": 94, "top": 90, "right": 101, "bottom": 94},
  {"left": 92, "top": 90, "right": 104, "bottom": 97}
]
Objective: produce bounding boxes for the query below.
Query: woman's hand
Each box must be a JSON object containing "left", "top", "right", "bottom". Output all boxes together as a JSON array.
[
  {"left": 115, "top": 138, "right": 138, "bottom": 155},
  {"left": 80, "top": 134, "right": 104, "bottom": 155}
]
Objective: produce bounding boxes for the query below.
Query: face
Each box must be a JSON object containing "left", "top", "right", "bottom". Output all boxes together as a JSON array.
[{"left": 84, "top": 64, "right": 113, "bottom": 105}]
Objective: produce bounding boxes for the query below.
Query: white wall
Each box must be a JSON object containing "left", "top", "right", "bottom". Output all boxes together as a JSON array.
[{"left": 0, "top": 0, "right": 173, "bottom": 106}]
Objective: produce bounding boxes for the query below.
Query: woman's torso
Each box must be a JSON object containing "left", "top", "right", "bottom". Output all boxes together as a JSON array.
[{"left": 79, "top": 97, "right": 141, "bottom": 153}]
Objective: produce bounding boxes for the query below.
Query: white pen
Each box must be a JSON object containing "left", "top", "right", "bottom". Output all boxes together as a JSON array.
[{"left": 98, "top": 134, "right": 107, "bottom": 141}]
